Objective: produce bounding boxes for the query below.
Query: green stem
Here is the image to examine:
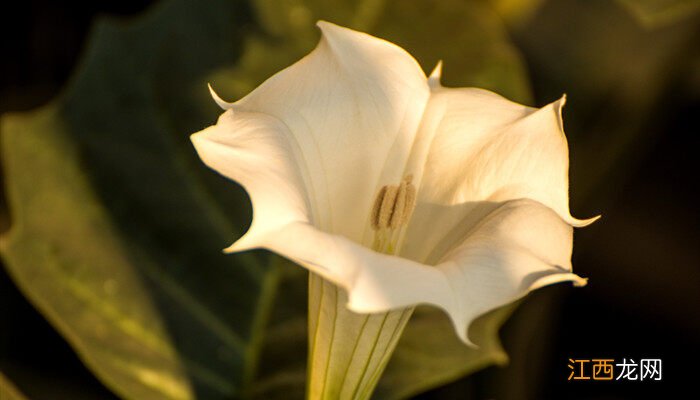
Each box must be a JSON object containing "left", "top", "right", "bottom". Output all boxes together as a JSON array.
[{"left": 306, "top": 273, "right": 413, "bottom": 400}]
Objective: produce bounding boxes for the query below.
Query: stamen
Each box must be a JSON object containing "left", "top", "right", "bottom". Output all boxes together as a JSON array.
[
  {"left": 370, "top": 186, "right": 387, "bottom": 230},
  {"left": 403, "top": 182, "right": 416, "bottom": 222},
  {"left": 378, "top": 185, "right": 398, "bottom": 230},
  {"left": 369, "top": 175, "right": 418, "bottom": 255},
  {"left": 389, "top": 182, "right": 407, "bottom": 229},
  {"left": 370, "top": 175, "right": 417, "bottom": 231}
]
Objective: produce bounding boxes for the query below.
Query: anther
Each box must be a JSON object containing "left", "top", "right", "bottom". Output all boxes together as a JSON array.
[
  {"left": 370, "top": 186, "right": 387, "bottom": 230},
  {"left": 378, "top": 185, "right": 398, "bottom": 229},
  {"left": 389, "top": 182, "right": 407, "bottom": 229},
  {"left": 403, "top": 182, "right": 416, "bottom": 222},
  {"left": 371, "top": 175, "right": 417, "bottom": 231}
]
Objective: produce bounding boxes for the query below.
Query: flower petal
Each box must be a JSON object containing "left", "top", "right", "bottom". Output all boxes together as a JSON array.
[
  {"left": 203, "top": 21, "right": 430, "bottom": 246},
  {"left": 253, "top": 199, "right": 583, "bottom": 345},
  {"left": 403, "top": 87, "right": 596, "bottom": 263},
  {"left": 432, "top": 198, "right": 586, "bottom": 344},
  {"left": 191, "top": 110, "right": 311, "bottom": 251}
]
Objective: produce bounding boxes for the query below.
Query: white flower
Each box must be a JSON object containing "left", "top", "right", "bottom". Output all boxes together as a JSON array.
[{"left": 191, "top": 21, "right": 596, "bottom": 345}]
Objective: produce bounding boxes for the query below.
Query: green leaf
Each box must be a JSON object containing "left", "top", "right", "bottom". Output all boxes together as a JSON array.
[
  {"left": 616, "top": 0, "right": 700, "bottom": 28},
  {"left": 1, "top": 1, "right": 274, "bottom": 399}
]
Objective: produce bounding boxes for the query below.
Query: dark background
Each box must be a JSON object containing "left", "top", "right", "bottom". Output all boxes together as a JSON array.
[{"left": 1, "top": 1, "right": 698, "bottom": 399}]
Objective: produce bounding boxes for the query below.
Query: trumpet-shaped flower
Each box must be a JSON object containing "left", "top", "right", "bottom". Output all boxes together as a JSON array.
[{"left": 192, "top": 21, "right": 596, "bottom": 399}]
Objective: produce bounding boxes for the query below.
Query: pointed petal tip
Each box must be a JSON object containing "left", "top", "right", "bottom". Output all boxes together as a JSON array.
[
  {"left": 316, "top": 20, "right": 334, "bottom": 30},
  {"left": 573, "top": 276, "right": 589, "bottom": 287},
  {"left": 224, "top": 234, "right": 259, "bottom": 253},
  {"left": 526, "top": 271, "right": 588, "bottom": 293},
  {"left": 223, "top": 239, "right": 248, "bottom": 254},
  {"left": 208, "top": 83, "right": 234, "bottom": 110},
  {"left": 316, "top": 20, "right": 350, "bottom": 37},
  {"left": 223, "top": 232, "right": 259, "bottom": 253},
  {"left": 189, "top": 127, "right": 213, "bottom": 150},
  {"left": 189, "top": 124, "right": 228, "bottom": 153},
  {"left": 548, "top": 94, "right": 567, "bottom": 112},
  {"left": 569, "top": 214, "right": 601, "bottom": 227},
  {"left": 428, "top": 60, "right": 443, "bottom": 88},
  {"left": 189, "top": 130, "right": 202, "bottom": 145}
]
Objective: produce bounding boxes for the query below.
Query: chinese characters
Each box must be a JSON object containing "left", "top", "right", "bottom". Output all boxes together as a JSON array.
[{"left": 568, "top": 358, "right": 662, "bottom": 381}]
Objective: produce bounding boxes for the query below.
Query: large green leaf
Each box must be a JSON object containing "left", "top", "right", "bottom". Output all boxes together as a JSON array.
[
  {"left": 1, "top": 0, "right": 531, "bottom": 399},
  {"left": 1, "top": 1, "right": 271, "bottom": 399}
]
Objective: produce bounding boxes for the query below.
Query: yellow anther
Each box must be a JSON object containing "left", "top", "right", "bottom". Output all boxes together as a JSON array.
[
  {"left": 390, "top": 182, "right": 407, "bottom": 229},
  {"left": 371, "top": 175, "right": 417, "bottom": 231},
  {"left": 378, "top": 185, "right": 398, "bottom": 230},
  {"left": 370, "top": 186, "right": 387, "bottom": 230},
  {"left": 403, "top": 182, "right": 416, "bottom": 222}
]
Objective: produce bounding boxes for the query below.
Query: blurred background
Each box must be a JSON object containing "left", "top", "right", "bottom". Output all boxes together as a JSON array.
[{"left": 1, "top": 0, "right": 698, "bottom": 399}]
